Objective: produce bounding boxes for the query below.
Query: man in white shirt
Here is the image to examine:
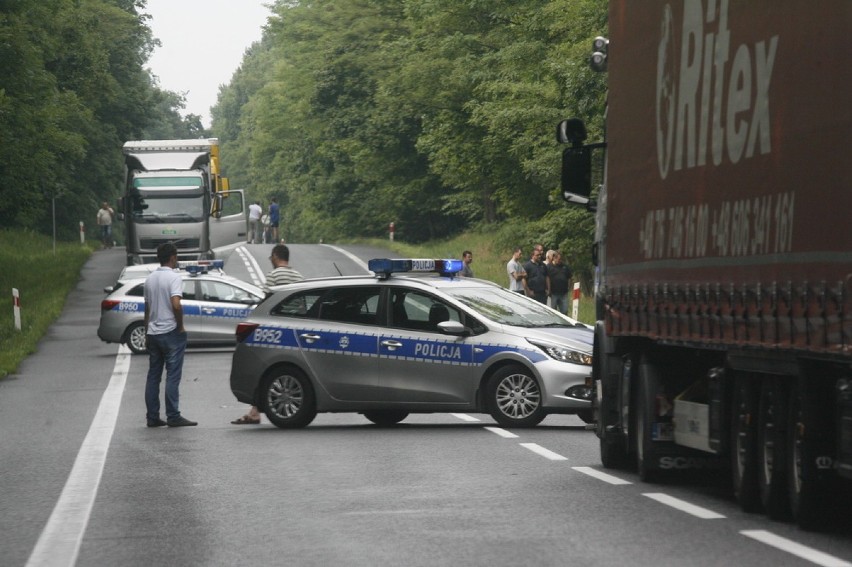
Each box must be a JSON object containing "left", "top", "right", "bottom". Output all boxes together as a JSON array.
[
  {"left": 144, "top": 242, "right": 196, "bottom": 427},
  {"left": 248, "top": 201, "right": 263, "bottom": 244},
  {"left": 506, "top": 247, "right": 526, "bottom": 293}
]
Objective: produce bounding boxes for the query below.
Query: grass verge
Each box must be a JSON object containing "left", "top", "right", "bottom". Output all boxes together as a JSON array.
[{"left": 0, "top": 229, "right": 93, "bottom": 378}]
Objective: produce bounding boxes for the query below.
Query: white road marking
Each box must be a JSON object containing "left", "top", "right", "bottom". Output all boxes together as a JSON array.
[
  {"left": 572, "top": 466, "right": 632, "bottom": 485},
  {"left": 520, "top": 443, "right": 568, "bottom": 461},
  {"left": 484, "top": 426, "right": 519, "bottom": 439},
  {"left": 642, "top": 493, "right": 725, "bottom": 519},
  {"left": 741, "top": 530, "right": 852, "bottom": 567},
  {"left": 451, "top": 413, "right": 480, "bottom": 422},
  {"left": 26, "top": 345, "right": 131, "bottom": 567},
  {"left": 236, "top": 245, "right": 265, "bottom": 287},
  {"left": 321, "top": 244, "right": 371, "bottom": 272}
]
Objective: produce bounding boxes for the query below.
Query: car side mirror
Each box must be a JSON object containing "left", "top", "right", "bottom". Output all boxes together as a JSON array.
[{"left": 438, "top": 320, "right": 468, "bottom": 336}]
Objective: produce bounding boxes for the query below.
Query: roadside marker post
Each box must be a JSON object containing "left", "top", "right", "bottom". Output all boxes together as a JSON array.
[
  {"left": 571, "top": 282, "right": 581, "bottom": 319},
  {"left": 13, "top": 288, "right": 21, "bottom": 331}
]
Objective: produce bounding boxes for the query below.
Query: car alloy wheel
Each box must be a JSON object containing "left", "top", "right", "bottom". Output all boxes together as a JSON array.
[{"left": 488, "top": 365, "right": 545, "bottom": 427}]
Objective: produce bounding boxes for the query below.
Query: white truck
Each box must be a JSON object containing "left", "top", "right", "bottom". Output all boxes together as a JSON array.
[{"left": 119, "top": 138, "right": 246, "bottom": 265}]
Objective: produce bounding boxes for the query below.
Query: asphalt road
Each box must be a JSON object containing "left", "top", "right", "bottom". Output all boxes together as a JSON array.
[{"left": 2, "top": 243, "right": 852, "bottom": 567}]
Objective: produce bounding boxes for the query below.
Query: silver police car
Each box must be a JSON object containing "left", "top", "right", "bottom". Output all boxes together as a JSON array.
[
  {"left": 98, "top": 261, "right": 264, "bottom": 354},
  {"left": 229, "top": 259, "right": 593, "bottom": 428}
]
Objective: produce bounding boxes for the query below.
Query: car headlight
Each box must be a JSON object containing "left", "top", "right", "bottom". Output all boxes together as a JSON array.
[{"left": 528, "top": 339, "right": 593, "bottom": 366}]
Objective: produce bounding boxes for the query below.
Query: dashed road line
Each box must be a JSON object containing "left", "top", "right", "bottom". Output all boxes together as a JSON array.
[
  {"left": 484, "top": 426, "right": 519, "bottom": 439},
  {"left": 741, "top": 530, "right": 852, "bottom": 567},
  {"left": 520, "top": 443, "right": 568, "bottom": 461},
  {"left": 572, "top": 466, "right": 632, "bottom": 485},
  {"left": 451, "top": 413, "right": 480, "bottom": 422},
  {"left": 642, "top": 493, "right": 725, "bottom": 519},
  {"left": 236, "top": 245, "right": 265, "bottom": 287}
]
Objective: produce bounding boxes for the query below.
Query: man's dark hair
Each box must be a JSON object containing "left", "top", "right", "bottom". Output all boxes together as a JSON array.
[
  {"left": 271, "top": 243, "right": 290, "bottom": 262},
  {"left": 463, "top": 250, "right": 472, "bottom": 257},
  {"left": 157, "top": 242, "right": 178, "bottom": 264}
]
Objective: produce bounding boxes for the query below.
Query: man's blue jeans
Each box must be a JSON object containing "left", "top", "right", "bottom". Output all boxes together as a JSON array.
[{"left": 145, "top": 328, "right": 188, "bottom": 420}]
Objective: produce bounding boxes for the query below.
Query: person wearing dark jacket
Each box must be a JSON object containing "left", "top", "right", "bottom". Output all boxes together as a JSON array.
[
  {"left": 522, "top": 245, "right": 549, "bottom": 304},
  {"left": 548, "top": 251, "right": 573, "bottom": 314}
]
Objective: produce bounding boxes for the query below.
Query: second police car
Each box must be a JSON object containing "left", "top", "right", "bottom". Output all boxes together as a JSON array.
[
  {"left": 229, "top": 259, "right": 594, "bottom": 428},
  {"left": 97, "top": 260, "right": 264, "bottom": 354}
]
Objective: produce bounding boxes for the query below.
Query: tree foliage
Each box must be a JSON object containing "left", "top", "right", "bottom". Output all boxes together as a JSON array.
[
  {"left": 0, "top": 0, "right": 204, "bottom": 240},
  {"left": 214, "top": 0, "right": 606, "bottom": 284}
]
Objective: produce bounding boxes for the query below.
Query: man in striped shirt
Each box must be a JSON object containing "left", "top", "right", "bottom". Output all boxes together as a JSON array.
[{"left": 264, "top": 243, "right": 304, "bottom": 292}]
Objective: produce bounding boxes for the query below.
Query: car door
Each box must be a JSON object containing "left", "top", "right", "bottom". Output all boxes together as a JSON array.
[
  {"left": 377, "top": 288, "right": 477, "bottom": 404},
  {"left": 196, "top": 277, "right": 261, "bottom": 344},
  {"left": 283, "top": 286, "right": 382, "bottom": 401},
  {"left": 178, "top": 278, "right": 205, "bottom": 342}
]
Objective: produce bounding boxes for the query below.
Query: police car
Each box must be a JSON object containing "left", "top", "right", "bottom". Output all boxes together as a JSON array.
[
  {"left": 229, "top": 258, "right": 594, "bottom": 428},
  {"left": 97, "top": 260, "right": 264, "bottom": 354}
]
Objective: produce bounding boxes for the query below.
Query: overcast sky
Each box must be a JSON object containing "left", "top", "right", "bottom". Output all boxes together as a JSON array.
[{"left": 143, "top": 0, "right": 272, "bottom": 128}]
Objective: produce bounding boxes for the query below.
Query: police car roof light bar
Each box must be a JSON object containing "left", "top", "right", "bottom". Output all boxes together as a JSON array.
[
  {"left": 178, "top": 259, "right": 225, "bottom": 275},
  {"left": 368, "top": 258, "right": 464, "bottom": 278}
]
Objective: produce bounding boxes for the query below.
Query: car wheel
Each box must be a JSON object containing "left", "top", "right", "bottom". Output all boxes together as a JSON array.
[
  {"left": 125, "top": 322, "right": 147, "bottom": 354},
  {"left": 487, "top": 365, "right": 545, "bottom": 428},
  {"left": 363, "top": 411, "right": 409, "bottom": 426},
  {"left": 259, "top": 366, "right": 317, "bottom": 429}
]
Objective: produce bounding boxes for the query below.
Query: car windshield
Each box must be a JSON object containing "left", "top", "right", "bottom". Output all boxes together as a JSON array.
[{"left": 444, "top": 286, "right": 581, "bottom": 328}]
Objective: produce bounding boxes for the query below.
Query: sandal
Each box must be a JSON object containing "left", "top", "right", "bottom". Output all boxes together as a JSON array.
[{"left": 231, "top": 415, "right": 260, "bottom": 425}]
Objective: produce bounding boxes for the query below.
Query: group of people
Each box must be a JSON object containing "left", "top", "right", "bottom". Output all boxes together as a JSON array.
[
  {"left": 248, "top": 198, "right": 281, "bottom": 244},
  {"left": 507, "top": 244, "right": 573, "bottom": 313},
  {"left": 143, "top": 241, "right": 302, "bottom": 428}
]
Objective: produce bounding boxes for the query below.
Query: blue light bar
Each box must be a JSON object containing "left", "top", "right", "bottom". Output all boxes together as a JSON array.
[
  {"left": 179, "top": 259, "right": 225, "bottom": 275},
  {"left": 368, "top": 258, "right": 464, "bottom": 277}
]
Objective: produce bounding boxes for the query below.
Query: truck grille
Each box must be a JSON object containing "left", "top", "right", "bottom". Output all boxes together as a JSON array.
[{"left": 139, "top": 238, "right": 200, "bottom": 250}]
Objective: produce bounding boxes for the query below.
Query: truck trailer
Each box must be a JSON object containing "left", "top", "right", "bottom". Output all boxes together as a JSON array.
[
  {"left": 119, "top": 139, "right": 247, "bottom": 265},
  {"left": 559, "top": 1, "right": 852, "bottom": 529}
]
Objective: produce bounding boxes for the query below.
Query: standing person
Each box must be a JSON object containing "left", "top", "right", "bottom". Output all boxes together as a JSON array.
[
  {"left": 544, "top": 249, "right": 556, "bottom": 306},
  {"left": 96, "top": 201, "right": 114, "bottom": 249},
  {"left": 506, "top": 247, "right": 526, "bottom": 293},
  {"left": 268, "top": 197, "right": 280, "bottom": 243},
  {"left": 523, "top": 244, "right": 550, "bottom": 304},
  {"left": 144, "top": 242, "right": 196, "bottom": 427},
  {"left": 460, "top": 250, "right": 474, "bottom": 277},
  {"left": 248, "top": 201, "right": 263, "bottom": 244},
  {"left": 261, "top": 211, "right": 270, "bottom": 244},
  {"left": 232, "top": 244, "right": 304, "bottom": 425},
  {"left": 548, "top": 251, "right": 573, "bottom": 314}
]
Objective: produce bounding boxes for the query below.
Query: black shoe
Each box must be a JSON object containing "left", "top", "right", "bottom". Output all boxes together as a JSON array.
[
  {"left": 167, "top": 416, "right": 198, "bottom": 427},
  {"left": 147, "top": 418, "right": 167, "bottom": 427}
]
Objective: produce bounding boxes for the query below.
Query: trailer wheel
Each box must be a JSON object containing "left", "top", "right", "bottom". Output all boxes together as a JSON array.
[
  {"left": 598, "top": 351, "right": 631, "bottom": 470},
  {"left": 787, "top": 376, "right": 835, "bottom": 531},
  {"left": 635, "top": 355, "right": 660, "bottom": 482},
  {"left": 731, "top": 377, "right": 762, "bottom": 513},
  {"left": 757, "top": 377, "right": 790, "bottom": 520}
]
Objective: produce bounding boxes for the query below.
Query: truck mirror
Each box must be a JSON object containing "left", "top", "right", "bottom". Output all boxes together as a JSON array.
[{"left": 562, "top": 146, "right": 592, "bottom": 201}]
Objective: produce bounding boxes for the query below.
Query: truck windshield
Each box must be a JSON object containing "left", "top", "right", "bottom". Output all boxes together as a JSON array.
[
  {"left": 133, "top": 176, "right": 203, "bottom": 188},
  {"left": 131, "top": 194, "right": 205, "bottom": 223}
]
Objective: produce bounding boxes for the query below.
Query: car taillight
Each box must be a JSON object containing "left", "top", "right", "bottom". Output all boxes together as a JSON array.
[
  {"left": 235, "top": 322, "right": 259, "bottom": 343},
  {"left": 101, "top": 299, "right": 120, "bottom": 311}
]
